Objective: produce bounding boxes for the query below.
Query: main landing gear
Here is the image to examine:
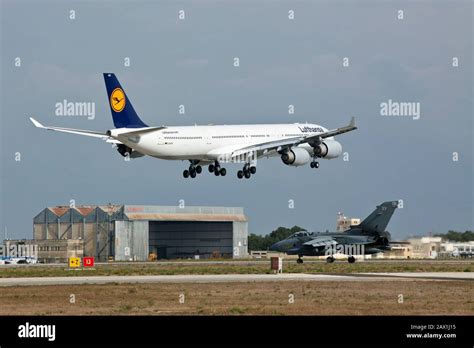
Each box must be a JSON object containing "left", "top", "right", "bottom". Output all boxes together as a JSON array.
[
  {"left": 208, "top": 160, "right": 227, "bottom": 177},
  {"left": 183, "top": 160, "right": 205, "bottom": 179},
  {"left": 296, "top": 256, "right": 304, "bottom": 264},
  {"left": 237, "top": 163, "right": 257, "bottom": 179},
  {"left": 326, "top": 256, "right": 357, "bottom": 263},
  {"left": 326, "top": 256, "right": 335, "bottom": 263}
]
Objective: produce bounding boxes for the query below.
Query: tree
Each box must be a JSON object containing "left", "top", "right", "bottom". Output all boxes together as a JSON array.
[
  {"left": 434, "top": 230, "right": 474, "bottom": 242},
  {"left": 248, "top": 226, "right": 306, "bottom": 251}
]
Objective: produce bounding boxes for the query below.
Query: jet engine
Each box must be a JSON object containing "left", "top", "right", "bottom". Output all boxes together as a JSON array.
[
  {"left": 116, "top": 144, "right": 144, "bottom": 158},
  {"left": 313, "top": 140, "right": 342, "bottom": 159},
  {"left": 376, "top": 231, "right": 391, "bottom": 250},
  {"left": 377, "top": 236, "right": 389, "bottom": 247},
  {"left": 281, "top": 147, "right": 311, "bottom": 166}
]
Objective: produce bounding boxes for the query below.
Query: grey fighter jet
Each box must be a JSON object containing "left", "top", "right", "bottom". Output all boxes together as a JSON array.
[{"left": 270, "top": 201, "right": 404, "bottom": 263}]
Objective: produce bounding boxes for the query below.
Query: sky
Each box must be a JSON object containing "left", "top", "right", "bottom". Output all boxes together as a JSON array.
[{"left": 1, "top": 0, "right": 472, "bottom": 240}]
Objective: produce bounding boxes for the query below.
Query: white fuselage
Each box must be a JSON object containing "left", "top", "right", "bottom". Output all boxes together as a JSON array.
[{"left": 113, "top": 123, "right": 330, "bottom": 162}]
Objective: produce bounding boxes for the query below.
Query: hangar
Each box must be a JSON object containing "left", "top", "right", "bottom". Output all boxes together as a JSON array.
[{"left": 32, "top": 204, "right": 248, "bottom": 262}]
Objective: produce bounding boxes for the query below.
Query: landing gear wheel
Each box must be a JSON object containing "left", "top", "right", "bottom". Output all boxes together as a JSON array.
[
  {"left": 250, "top": 166, "right": 257, "bottom": 174},
  {"left": 348, "top": 256, "right": 356, "bottom": 264},
  {"left": 237, "top": 170, "right": 244, "bottom": 179},
  {"left": 183, "top": 170, "right": 190, "bottom": 178},
  {"left": 244, "top": 171, "right": 251, "bottom": 179},
  {"left": 190, "top": 170, "right": 197, "bottom": 178},
  {"left": 326, "top": 256, "right": 335, "bottom": 263},
  {"left": 208, "top": 164, "right": 215, "bottom": 173},
  {"left": 219, "top": 168, "right": 226, "bottom": 176},
  {"left": 196, "top": 165, "right": 202, "bottom": 174},
  {"left": 214, "top": 170, "right": 220, "bottom": 176},
  {"left": 297, "top": 258, "right": 304, "bottom": 264},
  {"left": 310, "top": 161, "right": 320, "bottom": 169}
]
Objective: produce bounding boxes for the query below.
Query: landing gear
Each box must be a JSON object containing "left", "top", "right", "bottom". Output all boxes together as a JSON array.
[
  {"left": 326, "top": 256, "right": 335, "bottom": 263},
  {"left": 310, "top": 160, "right": 319, "bottom": 169},
  {"left": 237, "top": 163, "right": 256, "bottom": 179},
  {"left": 347, "top": 256, "right": 356, "bottom": 264},
  {"left": 183, "top": 161, "right": 203, "bottom": 179},
  {"left": 297, "top": 257, "right": 304, "bottom": 264},
  {"left": 208, "top": 161, "right": 226, "bottom": 177}
]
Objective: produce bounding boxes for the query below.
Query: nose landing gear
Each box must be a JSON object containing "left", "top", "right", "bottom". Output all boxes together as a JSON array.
[{"left": 310, "top": 156, "right": 320, "bottom": 169}]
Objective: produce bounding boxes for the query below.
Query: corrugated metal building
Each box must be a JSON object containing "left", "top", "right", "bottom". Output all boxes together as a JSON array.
[{"left": 33, "top": 205, "right": 248, "bottom": 261}]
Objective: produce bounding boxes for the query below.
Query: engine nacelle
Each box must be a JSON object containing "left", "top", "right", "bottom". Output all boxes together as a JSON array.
[
  {"left": 116, "top": 144, "right": 132, "bottom": 157},
  {"left": 116, "top": 144, "right": 144, "bottom": 158},
  {"left": 313, "top": 140, "right": 342, "bottom": 159},
  {"left": 281, "top": 147, "right": 311, "bottom": 166}
]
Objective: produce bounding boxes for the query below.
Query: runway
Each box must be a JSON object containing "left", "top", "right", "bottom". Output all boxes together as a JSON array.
[
  {"left": 4, "top": 259, "right": 472, "bottom": 268},
  {"left": 0, "top": 272, "right": 471, "bottom": 287}
]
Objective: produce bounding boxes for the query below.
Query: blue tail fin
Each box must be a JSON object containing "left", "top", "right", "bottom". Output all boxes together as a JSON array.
[{"left": 103, "top": 73, "right": 148, "bottom": 128}]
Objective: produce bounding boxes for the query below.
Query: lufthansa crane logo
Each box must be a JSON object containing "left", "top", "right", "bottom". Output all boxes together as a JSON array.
[{"left": 110, "top": 88, "right": 126, "bottom": 112}]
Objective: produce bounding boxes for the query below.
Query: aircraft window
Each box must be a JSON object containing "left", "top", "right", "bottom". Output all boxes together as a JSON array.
[
  {"left": 212, "top": 135, "right": 246, "bottom": 139},
  {"left": 287, "top": 231, "right": 310, "bottom": 239}
]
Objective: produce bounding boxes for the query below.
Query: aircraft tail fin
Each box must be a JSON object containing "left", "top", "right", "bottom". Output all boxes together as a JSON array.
[
  {"left": 359, "top": 201, "right": 398, "bottom": 234},
  {"left": 103, "top": 73, "right": 148, "bottom": 128}
]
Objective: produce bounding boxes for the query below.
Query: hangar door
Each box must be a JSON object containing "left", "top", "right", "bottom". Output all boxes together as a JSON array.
[{"left": 149, "top": 221, "right": 233, "bottom": 259}]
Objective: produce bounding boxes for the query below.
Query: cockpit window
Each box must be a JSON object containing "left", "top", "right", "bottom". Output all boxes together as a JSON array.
[{"left": 287, "top": 231, "right": 309, "bottom": 239}]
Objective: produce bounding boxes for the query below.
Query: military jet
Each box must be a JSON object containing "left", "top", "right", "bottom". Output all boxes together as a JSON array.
[{"left": 270, "top": 201, "right": 404, "bottom": 263}]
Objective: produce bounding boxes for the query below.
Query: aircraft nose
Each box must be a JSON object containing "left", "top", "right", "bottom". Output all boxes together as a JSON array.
[{"left": 270, "top": 241, "right": 282, "bottom": 251}]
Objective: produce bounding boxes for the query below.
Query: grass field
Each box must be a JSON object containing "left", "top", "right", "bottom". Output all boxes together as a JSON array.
[
  {"left": 0, "top": 280, "right": 472, "bottom": 315},
  {"left": 0, "top": 260, "right": 472, "bottom": 278}
]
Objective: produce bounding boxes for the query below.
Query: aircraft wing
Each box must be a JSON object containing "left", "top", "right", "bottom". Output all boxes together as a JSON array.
[
  {"left": 30, "top": 117, "right": 166, "bottom": 142},
  {"left": 303, "top": 235, "right": 375, "bottom": 248},
  {"left": 303, "top": 236, "right": 339, "bottom": 248},
  {"left": 29, "top": 117, "right": 122, "bottom": 142},
  {"left": 231, "top": 117, "right": 356, "bottom": 158}
]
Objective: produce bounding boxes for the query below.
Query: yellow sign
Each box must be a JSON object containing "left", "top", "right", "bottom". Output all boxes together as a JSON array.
[
  {"left": 69, "top": 257, "right": 81, "bottom": 268},
  {"left": 110, "top": 88, "right": 126, "bottom": 112}
]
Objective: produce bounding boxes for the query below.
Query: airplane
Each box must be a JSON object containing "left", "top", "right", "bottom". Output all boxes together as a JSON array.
[
  {"left": 0, "top": 256, "right": 37, "bottom": 265},
  {"left": 30, "top": 73, "right": 357, "bottom": 179},
  {"left": 270, "top": 201, "right": 406, "bottom": 263}
]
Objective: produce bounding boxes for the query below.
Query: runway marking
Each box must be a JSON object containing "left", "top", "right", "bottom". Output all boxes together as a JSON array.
[
  {"left": 360, "top": 272, "right": 474, "bottom": 281},
  {"left": 0, "top": 272, "right": 468, "bottom": 287}
]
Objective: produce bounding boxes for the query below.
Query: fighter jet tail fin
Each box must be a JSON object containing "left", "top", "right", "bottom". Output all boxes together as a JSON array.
[{"left": 359, "top": 201, "right": 398, "bottom": 234}]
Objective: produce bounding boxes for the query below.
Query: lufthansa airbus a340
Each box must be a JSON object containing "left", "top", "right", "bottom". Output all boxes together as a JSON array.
[{"left": 30, "top": 73, "right": 357, "bottom": 179}]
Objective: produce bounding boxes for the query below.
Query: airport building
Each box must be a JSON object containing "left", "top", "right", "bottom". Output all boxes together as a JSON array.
[
  {"left": 408, "top": 237, "right": 442, "bottom": 259},
  {"left": 25, "top": 204, "right": 248, "bottom": 262},
  {"left": 336, "top": 212, "right": 360, "bottom": 232}
]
